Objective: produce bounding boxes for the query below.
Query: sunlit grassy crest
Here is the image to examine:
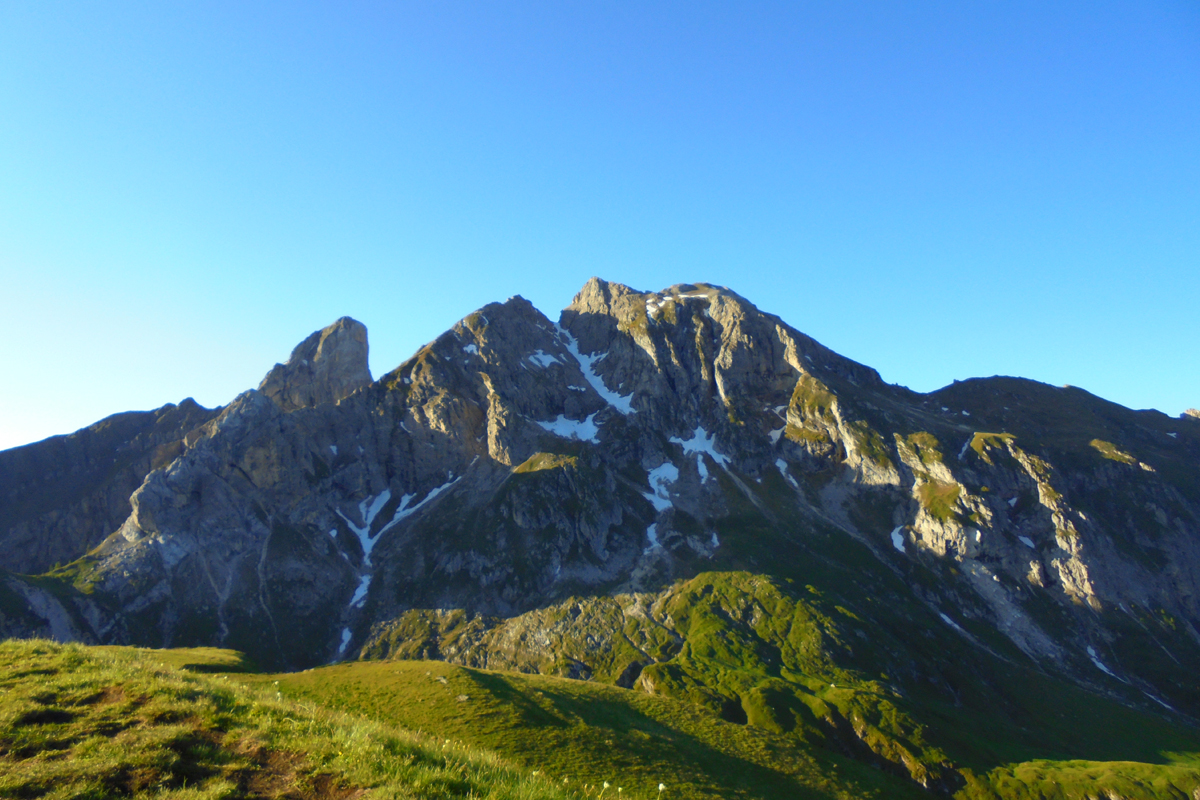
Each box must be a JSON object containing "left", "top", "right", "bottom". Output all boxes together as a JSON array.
[{"left": 0, "top": 639, "right": 571, "bottom": 800}]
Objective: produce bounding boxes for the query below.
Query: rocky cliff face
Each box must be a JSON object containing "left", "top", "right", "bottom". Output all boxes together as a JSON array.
[
  {"left": 258, "top": 316, "right": 371, "bottom": 412},
  {"left": 0, "top": 399, "right": 220, "bottom": 575},
  {"left": 4, "top": 278, "right": 1200, "bottom": 790}
]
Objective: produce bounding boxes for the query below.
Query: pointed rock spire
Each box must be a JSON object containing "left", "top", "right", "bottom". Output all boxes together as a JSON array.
[{"left": 258, "top": 317, "right": 372, "bottom": 412}]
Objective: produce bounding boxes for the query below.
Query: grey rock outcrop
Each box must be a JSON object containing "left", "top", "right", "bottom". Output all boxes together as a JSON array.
[
  {"left": 258, "top": 317, "right": 371, "bottom": 412},
  {"left": 0, "top": 399, "right": 219, "bottom": 574}
]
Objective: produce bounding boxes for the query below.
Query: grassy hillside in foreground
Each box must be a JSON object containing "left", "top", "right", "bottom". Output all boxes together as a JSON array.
[
  {"left": 252, "top": 659, "right": 922, "bottom": 800},
  {"left": 5, "top": 640, "right": 1200, "bottom": 800},
  {"left": 253, "top": 658, "right": 1200, "bottom": 800},
  {"left": 0, "top": 640, "right": 572, "bottom": 800}
]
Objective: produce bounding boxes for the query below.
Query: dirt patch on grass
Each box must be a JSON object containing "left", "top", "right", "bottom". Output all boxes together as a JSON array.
[
  {"left": 96, "top": 684, "right": 129, "bottom": 706},
  {"left": 235, "top": 739, "right": 365, "bottom": 800}
]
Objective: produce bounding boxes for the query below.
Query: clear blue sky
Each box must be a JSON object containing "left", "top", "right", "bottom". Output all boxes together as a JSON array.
[{"left": 2, "top": 2, "right": 1198, "bottom": 450}]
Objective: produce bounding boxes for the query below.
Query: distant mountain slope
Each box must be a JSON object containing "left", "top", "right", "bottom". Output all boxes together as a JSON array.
[
  {"left": 4, "top": 278, "right": 1200, "bottom": 796},
  {"left": 0, "top": 398, "right": 219, "bottom": 574}
]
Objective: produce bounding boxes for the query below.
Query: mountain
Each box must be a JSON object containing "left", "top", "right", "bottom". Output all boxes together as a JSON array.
[
  {"left": 4, "top": 278, "right": 1200, "bottom": 796},
  {"left": 0, "top": 398, "right": 220, "bottom": 575}
]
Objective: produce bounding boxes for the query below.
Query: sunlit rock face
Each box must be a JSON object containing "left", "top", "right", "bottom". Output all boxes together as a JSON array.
[{"left": 258, "top": 316, "right": 372, "bottom": 412}]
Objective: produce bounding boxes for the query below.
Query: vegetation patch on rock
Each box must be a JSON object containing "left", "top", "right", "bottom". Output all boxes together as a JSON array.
[{"left": 1089, "top": 438, "right": 1137, "bottom": 465}]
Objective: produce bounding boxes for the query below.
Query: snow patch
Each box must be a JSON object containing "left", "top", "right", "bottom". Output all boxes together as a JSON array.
[
  {"left": 769, "top": 427, "right": 785, "bottom": 445},
  {"left": 1167, "top": 432, "right": 1178, "bottom": 438},
  {"left": 644, "top": 523, "right": 661, "bottom": 554},
  {"left": 961, "top": 410, "right": 970, "bottom": 416},
  {"left": 338, "top": 478, "right": 461, "bottom": 567},
  {"left": 528, "top": 349, "right": 559, "bottom": 367},
  {"left": 1143, "top": 691, "right": 1176, "bottom": 711},
  {"left": 669, "top": 427, "right": 728, "bottom": 484},
  {"left": 958, "top": 439, "right": 972, "bottom": 460},
  {"left": 336, "top": 490, "right": 392, "bottom": 567},
  {"left": 890, "top": 526, "right": 906, "bottom": 554},
  {"left": 337, "top": 628, "right": 352, "bottom": 657},
  {"left": 1087, "top": 646, "right": 1119, "bottom": 678},
  {"left": 939, "top": 612, "right": 966, "bottom": 633},
  {"left": 775, "top": 459, "right": 800, "bottom": 490},
  {"left": 537, "top": 413, "right": 600, "bottom": 443},
  {"left": 329, "top": 445, "right": 338, "bottom": 456},
  {"left": 643, "top": 462, "right": 679, "bottom": 511},
  {"left": 711, "top": 531, "right": 720, "bottom": 548},
  {"left": 328, "top": 528, "right": 337, "bottom": 539},
  {"left": 554, "top": 324, "right": 635, "bottom": 414},
  {"left": 350, "top": 575, "right": 372, "bottom": 608},
  {"left": 381, "top": 477, "right": 461, "bottom": 535},
  {"left": 1018, "top": 536, "right": 1036, "bottom": 549},
  {"left": 1008, "top": 496, "right": 1019, "bottom": 507},
  {"left": 463, "top": 344, "right": 478, "bottom": 355},
  {"left": 670, "top": 426, "right": 730, "bottom": 470}
]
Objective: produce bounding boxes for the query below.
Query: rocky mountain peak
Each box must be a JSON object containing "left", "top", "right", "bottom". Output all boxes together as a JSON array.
[
  {"left": 7, "top": 275, "right": 1200, "bottom": 792},
  {"left": 258, "top": 317, "right": 371, "bottom": 412}
]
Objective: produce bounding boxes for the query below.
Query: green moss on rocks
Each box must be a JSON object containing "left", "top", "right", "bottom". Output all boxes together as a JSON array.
[
  {"left": 785, "top": 423, "right": 828, "bottom": 444},
  {"left": 1090, "top": 439, "right": 1137, "bottom": 465},
  {"left": 903, "top": 432, "right": 944, "bottom": 469},
  {"left": 790, "top": 374, "right": 836, "bottom": 420},
  {"left": 969, "top": 432, "right": 1015, "bottom": 463},
  {"left": 848, "top": 421, "right": 893, "bottom": 468},
  {"left": 514, "top": 452, "right": 580, "bottom": 474},
  {"left": 464, "top": 311, "right": 487, "bottom": 331},
  {"left": 917, "top": 482, "right": 962, "bottom": 523}
]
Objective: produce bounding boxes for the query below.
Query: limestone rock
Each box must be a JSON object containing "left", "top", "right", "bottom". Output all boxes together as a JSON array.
[
  {"left": 258, "top": 317, "right": 371, "bottom": 412},
  {"left": 0, "top": 399, "right": 219, "bottom": 574}
]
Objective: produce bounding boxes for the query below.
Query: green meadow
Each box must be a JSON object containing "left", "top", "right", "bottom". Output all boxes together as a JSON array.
[
  {"left": 4, "top": 639, "right": 1200, "bottom": 799},
  {"left": 0, "top": 640, "right": 569, "bottom": 800}
]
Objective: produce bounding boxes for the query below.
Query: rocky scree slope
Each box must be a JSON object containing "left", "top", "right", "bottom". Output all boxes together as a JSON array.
[{"left": 4, "top": 279, "right": 1200, "bottom": 793}]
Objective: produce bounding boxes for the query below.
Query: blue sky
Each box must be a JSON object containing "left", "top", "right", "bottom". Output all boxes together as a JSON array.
[{"left": 2, "top": 2, "right": 1197, "bottom": 450}]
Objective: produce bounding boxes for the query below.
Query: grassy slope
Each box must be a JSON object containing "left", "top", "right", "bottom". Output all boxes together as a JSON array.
[
  {"left": 5, "top": 640, "right": 1199, "bottom": 800},
  {"left": 0, "top": 640, "right": 572, "bottom": 800},
  {"left": 256, "top": 654, "right": 1200, "bottom": 800},
  {"left": 255, "top": 659, "right": 922, "bottom": 800},
  {"left": 695, "top": 464, "right": 1200, "bottom": 797}
]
